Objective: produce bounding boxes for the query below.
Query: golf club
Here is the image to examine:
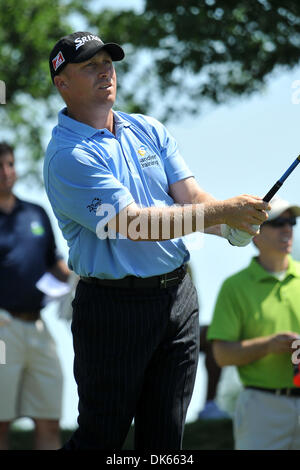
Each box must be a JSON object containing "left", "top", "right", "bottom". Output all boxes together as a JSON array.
[
  {"left": 263, "top": 154, "right": 300, "bottom": 202},
  {"left": 228, "top": 154, "right": 300, "bottom": 246}
]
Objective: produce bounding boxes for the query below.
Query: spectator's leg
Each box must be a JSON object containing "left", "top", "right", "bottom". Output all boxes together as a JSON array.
[
  {"left": 198, "top": 325, "right": 230, "bottom": 419},
  {"left": 200, "top": 325, "right": 222, "bottom": 402},
  {"left": 0, "top": 421, "right": 10, "bottom": 450},
  {"left": 33, "top": 418, "right": 61, "bottom": 450}
]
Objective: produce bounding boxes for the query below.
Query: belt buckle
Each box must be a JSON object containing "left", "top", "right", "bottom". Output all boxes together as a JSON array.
[
  {"left": 160, "top": 274, "right": 180, "bottom": 289},
  {"left": 275, "top": 389, "right": 281, "bottom": 396},
  {"left": 160, "top": 274, "right": 168, "bottom": 289}
]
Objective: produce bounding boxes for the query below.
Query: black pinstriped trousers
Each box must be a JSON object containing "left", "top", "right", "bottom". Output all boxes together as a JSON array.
[{"left": 63, "top": 271, "right": 199, "bottom": 450}]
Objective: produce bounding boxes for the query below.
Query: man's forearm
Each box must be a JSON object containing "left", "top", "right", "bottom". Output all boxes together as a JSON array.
[
  {"left": 213, "top": 337, "right": 270, "bottom": 367},
  {"left": 204, "top": 225, "right": 222, "bottom": 236},
  {"left": 118, "top": 202, "right": 225, "bottom": 241},
  {"left": 107, "top": 193, "right": 268, "bottom": 242},
  {"left": 186, "top": 191, "right": 223, "bottom": 237}
]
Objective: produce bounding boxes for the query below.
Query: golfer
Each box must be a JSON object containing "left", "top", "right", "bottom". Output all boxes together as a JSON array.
[{"left": 44, "top": 31, "right": 269, "bottom": 450}]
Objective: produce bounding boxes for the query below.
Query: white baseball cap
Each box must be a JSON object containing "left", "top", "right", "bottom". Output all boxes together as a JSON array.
[{"left": 267, "top": 196, "right": 300, "bottom": 221}]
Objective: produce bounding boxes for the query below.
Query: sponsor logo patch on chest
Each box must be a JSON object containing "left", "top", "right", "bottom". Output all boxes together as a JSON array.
[
  {"left": 30, "top": 221, "right": 45, "bottom": 236},
  {"left": 137, "top": 146, "right": 159, "bottom": 169}
]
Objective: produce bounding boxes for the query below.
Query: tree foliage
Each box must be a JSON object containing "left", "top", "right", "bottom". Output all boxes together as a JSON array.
[
  {"left": 1, "top": 0, "right": 300, "bottom": 176},
  {"left": 0, "top": 0, "right": 75, "bottom": 175},
  {"left": 85, "top": 0, "right": 300, "bottom": 118}
]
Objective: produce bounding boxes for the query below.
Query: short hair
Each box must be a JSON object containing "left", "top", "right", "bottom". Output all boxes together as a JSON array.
[{"left": 0, "top": 142, "right": 14, "bottom": 158}]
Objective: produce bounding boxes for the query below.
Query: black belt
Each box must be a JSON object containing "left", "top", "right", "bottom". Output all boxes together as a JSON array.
[
  {"left": 246, "top": 386, "right": 300, "bottom": 397},
  {"left": 80, "top": 264, "right": 187, "bottom": 289}
]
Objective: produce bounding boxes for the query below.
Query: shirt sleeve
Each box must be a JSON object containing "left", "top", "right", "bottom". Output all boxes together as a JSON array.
[
  {"left": 207, "top": 278, "right": 243, "bottom": 342},
  {"left": 47, "top": 147, "right": 135, "bottom": 233}
]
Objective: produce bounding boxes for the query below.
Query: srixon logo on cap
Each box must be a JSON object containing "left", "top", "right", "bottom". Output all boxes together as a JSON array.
[
  {"left": 74, "top": 34, "right": 102, "bottom": 50},
  {"left": 52, "top": 51, "right": 65, "bottom": 71}
]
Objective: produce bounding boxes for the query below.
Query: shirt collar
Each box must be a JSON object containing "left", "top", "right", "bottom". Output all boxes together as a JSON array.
[
  {"left": 248, "top": 255, "right": 300, "bottom": 282},
  {"left": 112, "top": 111, "right": 131, "bottom": 130},
  {"left": 58, "top": 108, "right": 131, "bottom": 138}
]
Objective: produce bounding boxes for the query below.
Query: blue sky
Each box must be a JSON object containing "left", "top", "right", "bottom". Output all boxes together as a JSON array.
[{"left": 12, "top": 0, "right": 300, "bottom": 428}]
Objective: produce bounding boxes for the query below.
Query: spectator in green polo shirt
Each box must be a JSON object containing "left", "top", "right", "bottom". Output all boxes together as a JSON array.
[{"left": 207, "top": 196, "right": 300, "bottom": 450}]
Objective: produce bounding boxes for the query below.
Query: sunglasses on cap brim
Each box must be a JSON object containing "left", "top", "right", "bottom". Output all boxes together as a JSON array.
[{"left": 263, "top": 216, "right": 297, "bottom": 228}]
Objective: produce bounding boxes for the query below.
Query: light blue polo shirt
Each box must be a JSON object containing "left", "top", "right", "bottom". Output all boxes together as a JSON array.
[{"left": 43, "top": 108, "right": 193, "bottom": 279}]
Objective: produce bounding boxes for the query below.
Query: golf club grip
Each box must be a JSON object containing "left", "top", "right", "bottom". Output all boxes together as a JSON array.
[
  {"left": 263, "top": 181, "right": 282, "bottom": 202},
  {"left": 263, "top": 155, "right": 300, "bottom": 202}
]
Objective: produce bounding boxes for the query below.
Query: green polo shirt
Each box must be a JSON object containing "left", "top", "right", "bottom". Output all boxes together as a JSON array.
[{"left": 207, "top": 256, "right": 300, "bottom": 388}]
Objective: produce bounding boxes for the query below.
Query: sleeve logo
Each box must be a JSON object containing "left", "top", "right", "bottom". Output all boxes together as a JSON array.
[{"left": 87, "top": 197, "right": 102, "bottom": 213}]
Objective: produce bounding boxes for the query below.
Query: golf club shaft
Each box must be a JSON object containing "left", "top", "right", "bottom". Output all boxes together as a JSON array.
[{"left": 263, "top": 155, "right": 300, "bottom": 202}]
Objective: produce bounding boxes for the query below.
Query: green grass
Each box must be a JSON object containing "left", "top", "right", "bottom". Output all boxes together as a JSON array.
[
  {"left": 181, "top": 419, "right": 234, "bottom": 450},
  {"left": 9, "top": 419, "right": 234, "bottom": 450}
]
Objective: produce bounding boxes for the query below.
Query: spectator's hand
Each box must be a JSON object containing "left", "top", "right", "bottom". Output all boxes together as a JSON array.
[
  {"left": 222, "top": 195, "right": 270, "bottom": 235},
  {"left": 267, "top": 332, "right": 300, "bottom": 354}
]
